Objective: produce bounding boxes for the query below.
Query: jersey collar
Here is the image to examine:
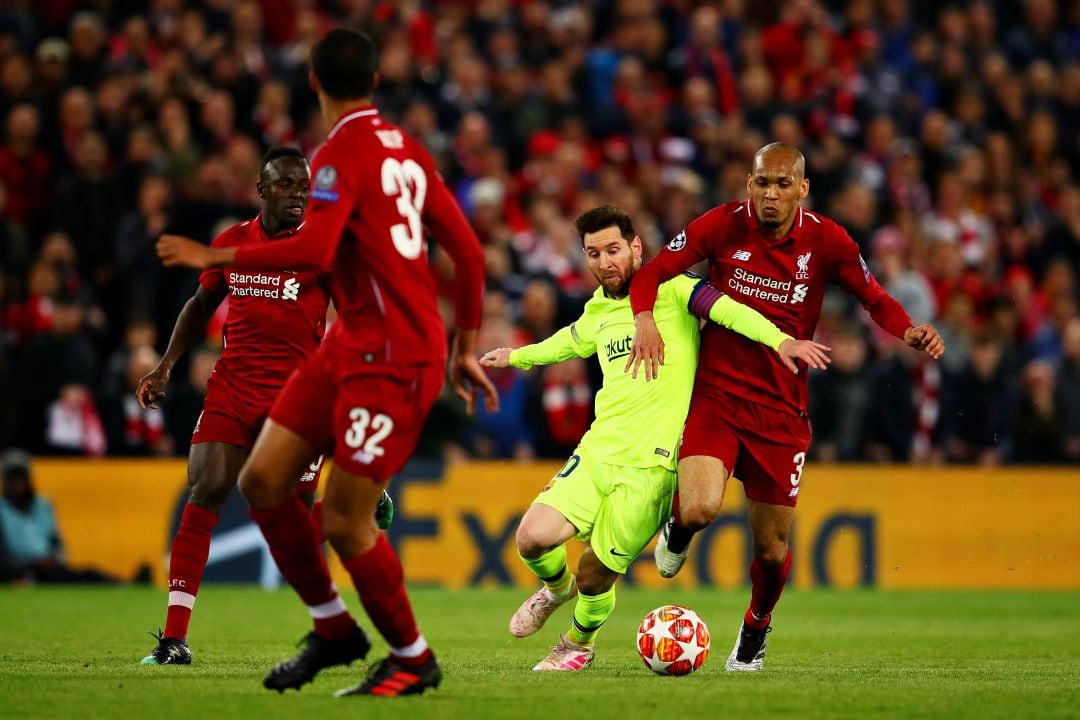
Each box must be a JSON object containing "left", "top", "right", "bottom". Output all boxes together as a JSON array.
[
  {"left": 744, "top": 198, "right": 807, "bottom": 244},
  {"left": 255, "top": 212, "right": 302, "bottom": 240},
  {"left": 327, "top": 105, "right": 380, "bottom": 140}
]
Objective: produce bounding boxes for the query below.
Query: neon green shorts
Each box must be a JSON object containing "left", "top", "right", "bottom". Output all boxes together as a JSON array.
[{"left": 534, "top": 450, "right": 676, "bottom": 574}]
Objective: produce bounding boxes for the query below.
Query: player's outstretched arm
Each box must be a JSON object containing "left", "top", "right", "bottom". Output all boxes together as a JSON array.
[
  {"left": 903, "top": 323, "right": 945, "bottom": 359},
  {"left": 451, "top": 329, "right": 500, "bottom": 415},
  {"left": 137, "top": 285, "right": 226, "bottom": 409},
  {"left": 157, "top": 234, "right": 237, "bottom": 270}
]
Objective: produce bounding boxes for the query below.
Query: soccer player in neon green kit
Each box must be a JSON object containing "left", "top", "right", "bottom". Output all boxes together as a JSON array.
[{"left": 480, "top": 205, "right": 830, "bottom": 670}]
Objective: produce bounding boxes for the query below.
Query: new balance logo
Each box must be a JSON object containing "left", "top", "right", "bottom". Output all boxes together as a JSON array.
[
  {"left": 732, "top": 250, "right": 752, "bottom": 261},
  {"left": 282, "top": 277, "right": 300, "bottom": 301}
]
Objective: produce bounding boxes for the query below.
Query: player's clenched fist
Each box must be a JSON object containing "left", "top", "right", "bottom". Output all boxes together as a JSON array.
[
  {"left": 777, "top": 339, "right": 831, "bottom": 375},
  {"left": 904, "top": 323, "right": 945, "bottom": 359},
  {"left": 479, "top": 348, "right": 513, "bottom": 369}
]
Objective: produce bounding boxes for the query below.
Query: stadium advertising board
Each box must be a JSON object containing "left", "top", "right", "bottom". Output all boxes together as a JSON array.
[{"left": 29, "top": 459, "right": 1080, "bottom": 590}]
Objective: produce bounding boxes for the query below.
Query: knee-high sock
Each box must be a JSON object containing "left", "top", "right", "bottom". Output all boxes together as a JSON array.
[
  {"left": 746, "top": 549, "right": 792, "bottom": 629},
  {"left": 248, "top": 494, "right": 355, "bottom": 639},
  {"left": 666, "top": 490, "right": 694, "bottom": 554},
  {"left": 567, "top": 586, "right": 616, "bottom": 645},
  {"left": 164, "top": 503, "right": 218, "bottom": 641},
  {"left": 310, "top": 499, "right": 324, "bottom": 545},
  {"left": 518, "top": 545, "right": 573, "bottom": 597},
  {"left": 341, "top": 533, "right": 431, "bottom": 666}
]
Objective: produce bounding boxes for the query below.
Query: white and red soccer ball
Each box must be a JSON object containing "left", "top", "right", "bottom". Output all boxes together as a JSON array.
[{"left": 636, "top": 605, "right": 710, "bottom": 676}]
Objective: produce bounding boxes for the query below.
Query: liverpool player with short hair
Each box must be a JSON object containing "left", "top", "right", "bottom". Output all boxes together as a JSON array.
[
  {"left": 139, "top": 147, "right": 329, "bottom": 665},
  {"left": 626, "top": 142, "right": 944, "bottom": 672},
  {"left": 481, "top": 205, "right": 829, "bottom": 671},
  {"left": 157, "top": 28, "right": 498, "bottom": 697}
]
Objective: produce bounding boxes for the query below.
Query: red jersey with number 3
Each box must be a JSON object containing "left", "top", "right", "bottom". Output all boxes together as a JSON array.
[
  {"left": 199, "top": 217, "right": 331, "bottom": 402},
  {"left": 630, "top": 199, "right": 912, "bottom": 416},
  {"left": 230, "top": 106, "right": 485, "bottom": 364}
]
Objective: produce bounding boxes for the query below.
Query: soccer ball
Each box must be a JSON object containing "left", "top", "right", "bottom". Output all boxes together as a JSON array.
[{"left": 636, "top": 605, "right": 710, "bottom": 676}]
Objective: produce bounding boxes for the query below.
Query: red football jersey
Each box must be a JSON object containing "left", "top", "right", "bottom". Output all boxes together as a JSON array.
[
  {"left": 200, "top": 216, "right": 330, "bottom": 401},
  {"left": 231, "top": 106, "right": 485, "bottom": 364},
  {"left": 630, "top": 199, "right": 913, "bottom": 416}
]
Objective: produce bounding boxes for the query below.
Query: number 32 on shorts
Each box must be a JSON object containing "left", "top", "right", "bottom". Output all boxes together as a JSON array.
[
  {"left": 344, "top": 407, "right": 394, "bottom": 463},
  {"left": 788, "top": 451, "right": 805, "bottom": 499}
]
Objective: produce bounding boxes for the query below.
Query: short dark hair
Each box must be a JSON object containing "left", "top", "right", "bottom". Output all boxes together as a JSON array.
[
  {"left": 260, "top": 146, "right": 307, "bottom": 177},
  {"left": 574, "top": 205, "right": 636, "bottom": 244},
  {"left": 311, "top": 28, "right": 376, "bottom": 101}
]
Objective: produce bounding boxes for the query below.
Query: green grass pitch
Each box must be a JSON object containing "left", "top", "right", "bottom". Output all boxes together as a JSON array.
[{"left": 1, "top": 585, "right": 1077, "bottom": 719}]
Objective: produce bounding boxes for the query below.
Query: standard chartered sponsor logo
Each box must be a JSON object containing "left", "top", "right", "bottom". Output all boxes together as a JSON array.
[
  {"left": 227, "top": 272, "right": 300, "bottom": 301},
  {"left": 727, "top": 268, "right": 808, "bottom": 305}
]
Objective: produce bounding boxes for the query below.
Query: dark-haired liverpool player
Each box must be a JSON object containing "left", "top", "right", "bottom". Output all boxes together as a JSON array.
[
  {"left": 139, "top": 148, "right": 331, "bottom": 665},
  {"left": 626, "top": 142, "right": 944, "bottom": 672},
  {"left": 157, "top": 28, "right": 498, "bottom": 696}
]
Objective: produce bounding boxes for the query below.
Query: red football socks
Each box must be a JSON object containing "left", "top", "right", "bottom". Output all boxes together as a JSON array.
[
  {"left": 746, "top": 549, "right": 792, "bottom": 629},
  {"left": 249, "top": 494, "right": 354, "bottom": 639},
  {"left": 164, "top": 503, "right": 219, "bottom": 640},
  {"left": 310, "top": 499, "right": 324, "bottom": 545},
  {"left": 341, "top": 533, "right": 431, "bottom": 666}
]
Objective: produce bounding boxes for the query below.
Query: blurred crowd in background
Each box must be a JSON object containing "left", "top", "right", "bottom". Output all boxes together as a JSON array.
[{"left": 0, "top": 0, "right": 1077, "bottom": 465}]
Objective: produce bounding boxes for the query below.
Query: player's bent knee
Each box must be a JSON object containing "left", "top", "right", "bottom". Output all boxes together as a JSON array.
[
  {"left": 323, "top": 509, "right": 378, "bottom": 558},
  {"left": 238, "top": 461, "right": 287, "bottom": 509},
  {"left": 187, "top": 488, "right": 227, "bottom": 515},
  {"left": 515, "top": 520, "right": 558, "bottom": 559},
  {"left": 576, "top": 568, "right": 617, "bottom": 595},
  {"left": 752, "top": 540, "right": 789, "bottom": 566},
  {"left": 679, "top": 501, "right": 721, "bottom": 532}
]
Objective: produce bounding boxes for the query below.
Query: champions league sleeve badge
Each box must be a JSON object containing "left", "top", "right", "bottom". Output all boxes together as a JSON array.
[{"left": 311, "top": 165, "right": 340, "bottom": 202}]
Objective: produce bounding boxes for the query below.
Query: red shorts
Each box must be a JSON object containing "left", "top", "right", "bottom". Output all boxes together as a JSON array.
[
  {"left": 192, "top": 374, "right": 322, "bottom": 490},
  {"left": 268, "top": 344, "right": 444, "bottom": 479},
  {"left": 679, "top": 389, "right": 811, "bottom": 507}
]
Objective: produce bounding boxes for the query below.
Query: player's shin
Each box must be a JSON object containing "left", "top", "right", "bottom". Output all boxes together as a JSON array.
[
  {"left": 341, "top": 533, "right": 433, "bottom": 667},
  {"left": 248, "top": 494, "right": 355, "bottom": 638},
  {"left": 567, "top": 586, "right": 616, "bottom": 646},
  {"left": 746, "top": 548, "right": 792, "bottom": 629},
  {"left": 163, "top": 503, "right": 219, "bottom": 641},
  {"left": 519, "top": 544, "right": 574, "bottom": 598}
]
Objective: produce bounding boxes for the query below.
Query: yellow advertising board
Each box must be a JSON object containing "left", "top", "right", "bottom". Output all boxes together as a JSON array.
[{"left": 26, "top": 459, "right": 1080, "bottom": 590}]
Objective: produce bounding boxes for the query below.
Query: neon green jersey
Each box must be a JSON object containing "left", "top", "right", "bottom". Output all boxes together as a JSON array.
[{"left": 510, "top": 274, "right": 790, "bottom": 470}]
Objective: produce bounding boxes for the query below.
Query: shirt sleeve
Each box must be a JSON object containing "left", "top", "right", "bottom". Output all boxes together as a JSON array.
[
  {"left": 829, "top": 225, "right": 913, "bottom": 339},
  {"left": 676, "top": 278, "right": 791, "bottom": 351},
  {"left": 233, "top": 145, "right": 353, "bottom": 272},
  {"left": 198, "top": 231, "right": 231, "bottom": 292},
  {"left": 414, "top": 142, "right": 485, "bottom": 330},
  {"left": 509, "top": 311, "right": 597, "bottom": 369},
  {"left": 629, "top": 211, "right": 716, "bottom": 316}
]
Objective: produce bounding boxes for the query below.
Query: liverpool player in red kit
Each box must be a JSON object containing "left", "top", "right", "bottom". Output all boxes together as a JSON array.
[
  {"left": 139, "top": 147, "right": 330, "bottom": 665},
  {"left": 627, "top": 143, "right": 944, "bottom": 672},
  {"left": 157, "top": 29, "right": 498, "bottom": 697}
]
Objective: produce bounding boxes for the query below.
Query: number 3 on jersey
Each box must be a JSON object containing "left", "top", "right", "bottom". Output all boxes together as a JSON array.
[
  {"left": 382, "top": 158, "right": 427, "bottom": 259},
  {"left": 344, "top": 407, "right": 394, "bottom": 458}
]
